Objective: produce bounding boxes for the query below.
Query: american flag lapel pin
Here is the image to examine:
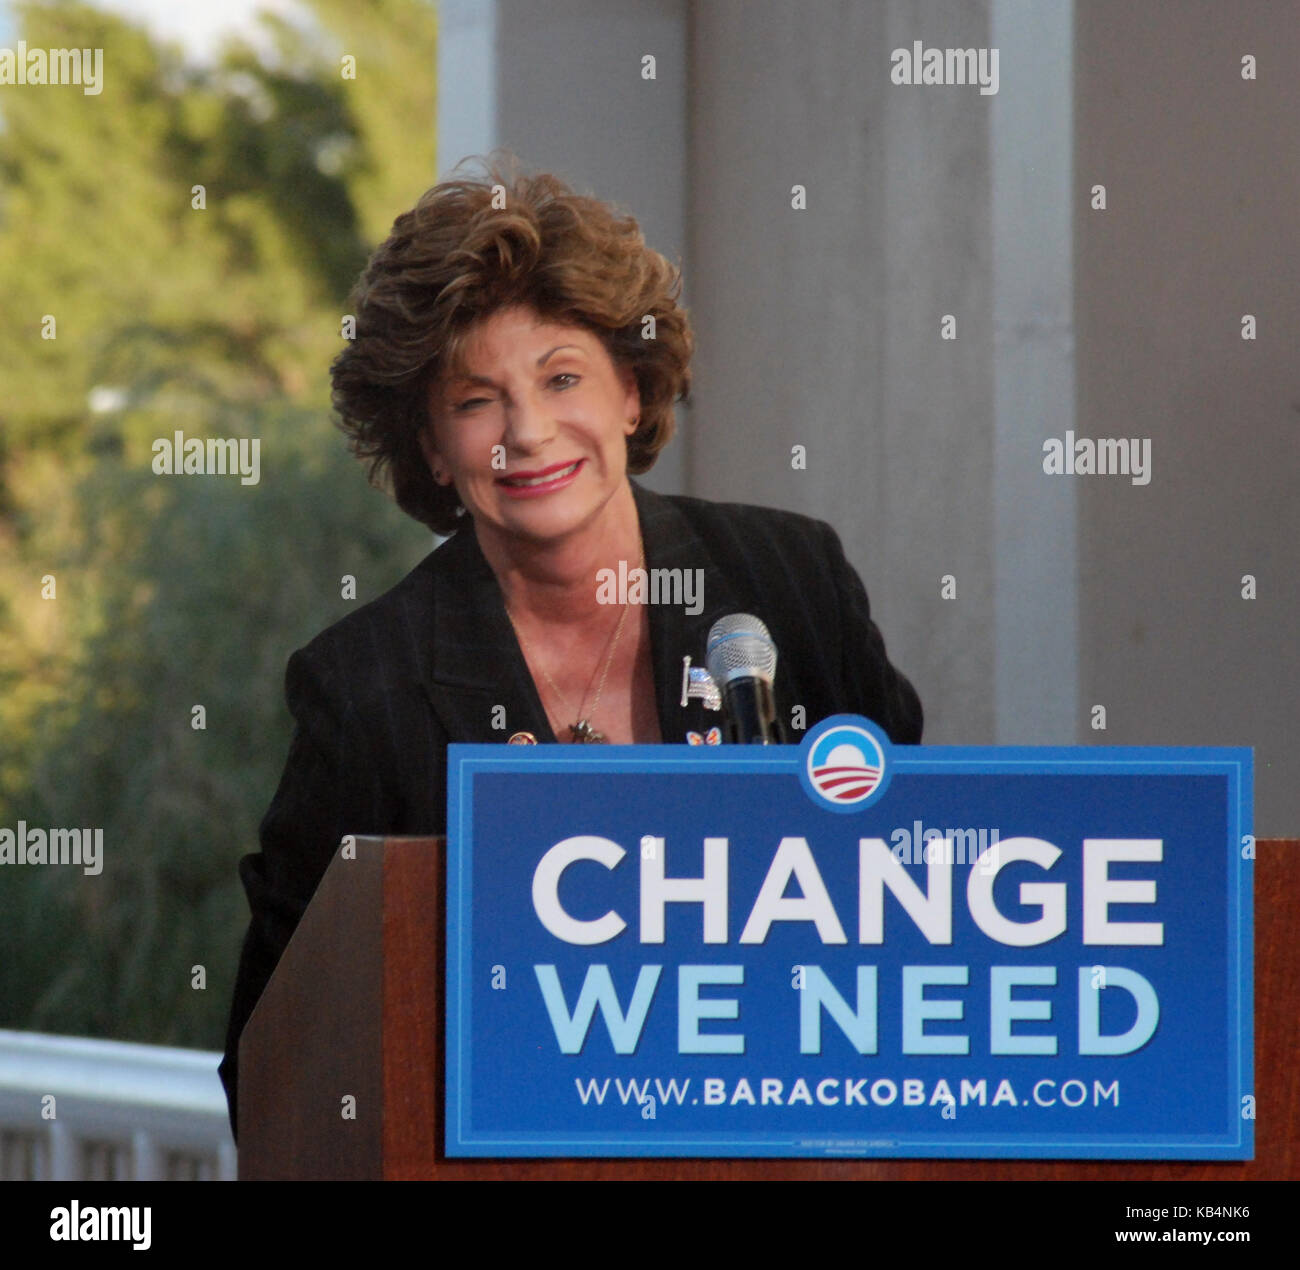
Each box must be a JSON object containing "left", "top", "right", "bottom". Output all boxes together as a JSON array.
[{"left": 679, "top": 655, "right": 722, "bottom": 712}]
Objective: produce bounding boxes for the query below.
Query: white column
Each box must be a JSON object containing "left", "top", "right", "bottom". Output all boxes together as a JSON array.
[{"left": 990, "top": 0, "right": 1077, "bottom": 742}]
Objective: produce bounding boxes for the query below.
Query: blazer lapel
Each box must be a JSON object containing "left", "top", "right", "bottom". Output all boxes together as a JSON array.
[
  {"left": 412, "top": 482, "right": 743, "bottom": 747},
  {"left": 632, "top": 482, "right": 740, "bottom": 744},
  {"left": 414, "top": 522, "right": 557, "bottom": 744}
]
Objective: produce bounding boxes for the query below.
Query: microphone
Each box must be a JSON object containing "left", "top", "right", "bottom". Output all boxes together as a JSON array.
[{"left": 705, "top": 614, "right": 785, "bottom": 745}]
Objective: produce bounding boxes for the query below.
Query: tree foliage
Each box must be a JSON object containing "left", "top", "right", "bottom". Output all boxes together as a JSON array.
[{"left": 0, "top": 0, "right": 438, "bottom": 1047}]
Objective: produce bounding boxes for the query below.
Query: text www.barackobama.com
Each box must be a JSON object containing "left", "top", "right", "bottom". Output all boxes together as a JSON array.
[{"left": 575, "top": 1075, "right": 1120, "bottom": 1109}]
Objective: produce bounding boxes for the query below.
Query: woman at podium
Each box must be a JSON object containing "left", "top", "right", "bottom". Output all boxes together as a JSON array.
[{"left": 219, "top": 159, "right": 922, "bottom": 1138}]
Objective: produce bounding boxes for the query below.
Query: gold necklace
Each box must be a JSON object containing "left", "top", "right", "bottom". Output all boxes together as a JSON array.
[{"left": 511, "top": 601, "right": 631, "bottom": 743}]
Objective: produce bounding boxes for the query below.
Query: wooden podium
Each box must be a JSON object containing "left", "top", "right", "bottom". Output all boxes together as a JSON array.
[{"left": 238, "top": 837, "right": 1298, "bottom": 1180}]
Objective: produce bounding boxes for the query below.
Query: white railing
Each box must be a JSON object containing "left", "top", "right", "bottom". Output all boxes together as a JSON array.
[{"left": 0, "top": 1029, "right": 236, "bottom": 1180}]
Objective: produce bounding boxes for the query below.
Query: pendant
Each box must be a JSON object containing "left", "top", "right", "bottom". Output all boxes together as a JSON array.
[{"left": 569, "top": 719, "right": 606, "bottom": 744}]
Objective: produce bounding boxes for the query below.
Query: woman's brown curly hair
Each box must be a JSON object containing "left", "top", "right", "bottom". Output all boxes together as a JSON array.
[{"left": 330, "top": 156, "right": 694, "bottom": 535}]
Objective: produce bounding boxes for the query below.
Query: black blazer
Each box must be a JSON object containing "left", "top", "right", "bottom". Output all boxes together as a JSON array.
[{"left": 218, "top": 481, "right": 922, "bottom": 1137}]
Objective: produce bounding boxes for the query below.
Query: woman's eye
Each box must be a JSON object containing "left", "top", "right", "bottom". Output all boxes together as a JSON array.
[
  {"left": 454, "top": 397, "right": 490, "bottom": 412},
  {"left": 551, "top": 373, "right": 579, "bottom": 389}
]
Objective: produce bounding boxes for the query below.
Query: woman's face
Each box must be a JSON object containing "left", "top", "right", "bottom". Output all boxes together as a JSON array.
[{"left": 423, "top": 305, "right": 641, "bottom": 547}]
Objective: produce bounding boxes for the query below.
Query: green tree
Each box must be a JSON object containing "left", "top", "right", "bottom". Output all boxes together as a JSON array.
[{"left": 0, "top": 0, "right": 438, "bottom": 1047}]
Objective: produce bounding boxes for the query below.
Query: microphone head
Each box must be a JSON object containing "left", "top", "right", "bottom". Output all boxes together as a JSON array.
[{"left": 706, "top": 613, "right": 778, "bottom": 687}]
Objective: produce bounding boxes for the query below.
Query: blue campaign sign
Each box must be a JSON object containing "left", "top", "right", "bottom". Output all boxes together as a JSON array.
[{"left": 445, "top": 717, "right": 1252, "bottom": 1159}]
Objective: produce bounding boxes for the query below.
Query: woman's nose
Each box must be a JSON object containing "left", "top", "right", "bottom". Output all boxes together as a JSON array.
[{"left": 503, "top": 391, "right": 556, "bottom": 452}]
